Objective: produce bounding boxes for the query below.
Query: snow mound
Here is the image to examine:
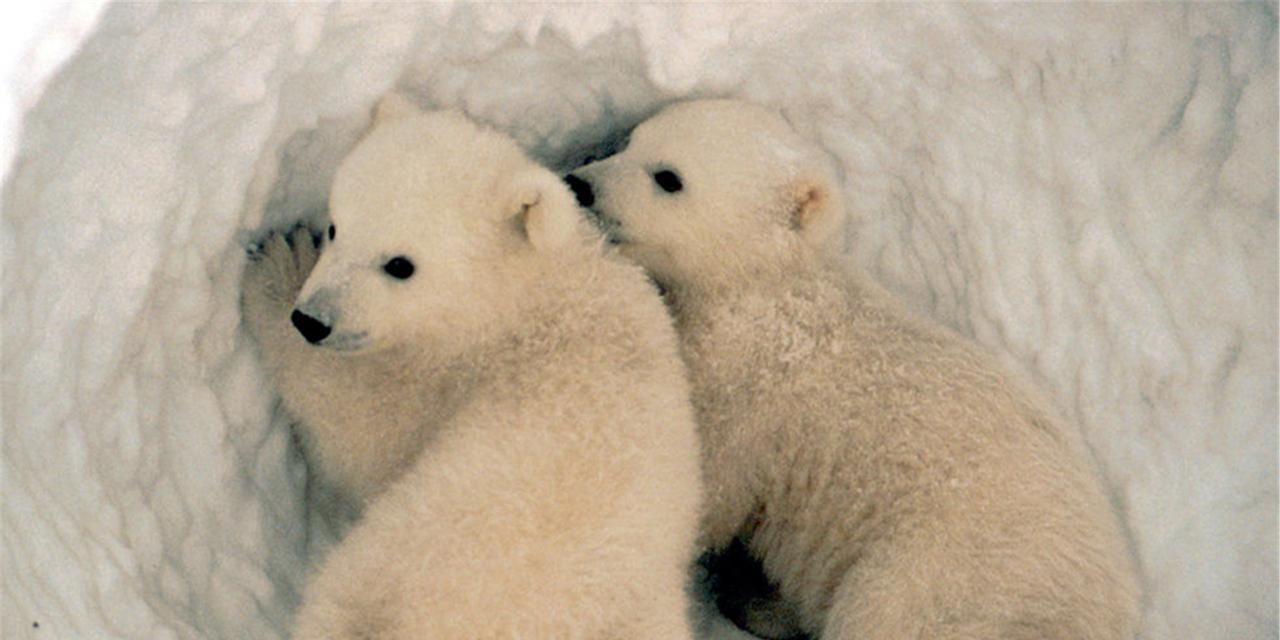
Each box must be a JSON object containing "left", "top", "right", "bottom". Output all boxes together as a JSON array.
[{"left": 3, "top": 3, "right": 1275, "bottom": 639}]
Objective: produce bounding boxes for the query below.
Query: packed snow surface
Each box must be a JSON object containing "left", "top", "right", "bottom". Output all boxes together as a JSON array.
[{"left": 2, "top": 3, "right": 1275, "bottom": 639}]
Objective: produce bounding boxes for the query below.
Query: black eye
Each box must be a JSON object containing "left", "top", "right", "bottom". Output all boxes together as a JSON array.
[
  {"left": 383, "top": 256, "right": 414, "bottom": 280},
  {"left": 653, "top": 170, "right": 682, "bottom": 193},
  {"left": 328, "top": 224, "right": 335, "bottom": 241}
]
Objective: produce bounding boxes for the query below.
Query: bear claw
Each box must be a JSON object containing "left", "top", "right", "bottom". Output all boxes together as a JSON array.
[{"left": 246, "top": 221, "right": 325, "bottom": 262}]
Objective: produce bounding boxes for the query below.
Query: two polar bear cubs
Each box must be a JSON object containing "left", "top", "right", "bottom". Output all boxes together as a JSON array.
[
  {"left": 242, "top": 101, "right": 701, "bottom": 637},
  {"left": 245, "top": 95, "right": 1140, "bottom": 639},
  {"left": 570, "top": 100, "right": 1139, "bottom": 639}
]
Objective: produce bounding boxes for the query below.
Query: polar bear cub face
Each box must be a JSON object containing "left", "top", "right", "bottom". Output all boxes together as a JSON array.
[
  {"left": 568, "top": 99, "right": 843, "bottom": 290},
  {"left": 293, "top": 99, "right": 586, "bottom": 353}
]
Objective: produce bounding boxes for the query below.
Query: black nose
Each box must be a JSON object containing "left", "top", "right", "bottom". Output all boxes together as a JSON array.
[
  {"left": 291, "top": 309, "right": 331, "bottom": 344},
  {"left": 564, "top": 174, "right": 594, "bottom": 208}
]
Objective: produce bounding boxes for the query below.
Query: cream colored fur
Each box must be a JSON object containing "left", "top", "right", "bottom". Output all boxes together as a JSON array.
[
  {"left": 241, "top": 102, "right": 702, "bottom": 639},
  {"left": 572, "top": 99, "right": 1141, "bottom": 640}
]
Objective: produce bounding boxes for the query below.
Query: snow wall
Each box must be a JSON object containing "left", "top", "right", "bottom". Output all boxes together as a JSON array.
[{"left": 3, "top": 3, "right": 1276, "bottom": 639}]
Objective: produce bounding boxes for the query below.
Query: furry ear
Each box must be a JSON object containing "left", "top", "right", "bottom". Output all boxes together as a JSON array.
[
  {"left": 372, "top": 92, "right": 421, "bottom": 126},
  {"left": 508, "top": 170, "right": 583, "bottom": 252},
  {"left": 789, "top": 172, "right": 845, "bottom": 246}
]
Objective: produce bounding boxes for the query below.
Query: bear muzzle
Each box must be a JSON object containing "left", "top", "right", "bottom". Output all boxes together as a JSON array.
[
  {"left": 564, "top": 173, "right": 625, "bottom": 244},
  {"left": 563, "top": 173, "right": 594, "bottom": 208},
  {"left": 291, "top": 309, "right": 332, "bottom": 344}
]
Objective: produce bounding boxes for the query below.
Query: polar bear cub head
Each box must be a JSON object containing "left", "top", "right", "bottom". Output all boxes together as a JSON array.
[
  {"left": 292, "top": 97, "right": 589, "bottom": 353},
  {"left": 567, "top": 99, "right": 844, "bottom": 290}
]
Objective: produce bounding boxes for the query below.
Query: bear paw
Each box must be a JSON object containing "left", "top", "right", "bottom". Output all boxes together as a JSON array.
[{"left": 241, "top": 222, "right": 323, "bottom": 339}]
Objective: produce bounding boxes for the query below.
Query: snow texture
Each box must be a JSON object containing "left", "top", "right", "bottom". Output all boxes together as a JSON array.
[{"left": 2, "top": 3, "right": 1276, "bottom": 639}]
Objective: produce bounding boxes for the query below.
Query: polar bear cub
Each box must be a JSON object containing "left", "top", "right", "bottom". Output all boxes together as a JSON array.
[
  {"left": 241, "top": 98, "right": 702, "bottom": 639},
  {"left": 568, "top": 99, "right": 1141, "bottom": 640}
]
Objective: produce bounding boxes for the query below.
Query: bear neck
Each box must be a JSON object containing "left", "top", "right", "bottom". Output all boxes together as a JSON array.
[
  {"left": 664, "top": 247, "right": 835, "bottom": 316},
  {"left": 402, "top": 250, "right": 640, "bottom": 383},
  {"left": 664, "top": 252, "right": 896, "bottom": 376}
]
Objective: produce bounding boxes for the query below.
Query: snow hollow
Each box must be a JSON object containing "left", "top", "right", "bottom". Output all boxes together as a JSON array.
[{"left": 3, "top": 3, "right": 1275, "bottom": 639}]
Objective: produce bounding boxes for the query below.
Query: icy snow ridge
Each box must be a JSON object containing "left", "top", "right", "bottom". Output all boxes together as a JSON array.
[{"left": 2, "top": 3, "right": 1275, "bottom": 639}]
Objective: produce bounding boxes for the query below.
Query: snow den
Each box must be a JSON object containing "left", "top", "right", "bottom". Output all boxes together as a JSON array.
[{"left": 3, "top": 4, "right": 1275, "bottom": 639}]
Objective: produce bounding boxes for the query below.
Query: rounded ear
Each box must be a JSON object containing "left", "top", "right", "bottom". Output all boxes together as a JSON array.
[
  {"left": 372, "top": 92, "right": 421, "bottom": 126},
  {"left": 508, "top": 170, "right": 584, "bottom": 252},
  {"left": 789, "top": 171, "right": 845, "bottom": 247}
]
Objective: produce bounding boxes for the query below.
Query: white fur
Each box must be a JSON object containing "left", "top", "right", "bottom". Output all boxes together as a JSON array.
[
  {"left": 241, "top": 103, "right": 703, "bottom": 638},
  {"left": 573, "top": 99, "right": 1142, "bottom": 639}
]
